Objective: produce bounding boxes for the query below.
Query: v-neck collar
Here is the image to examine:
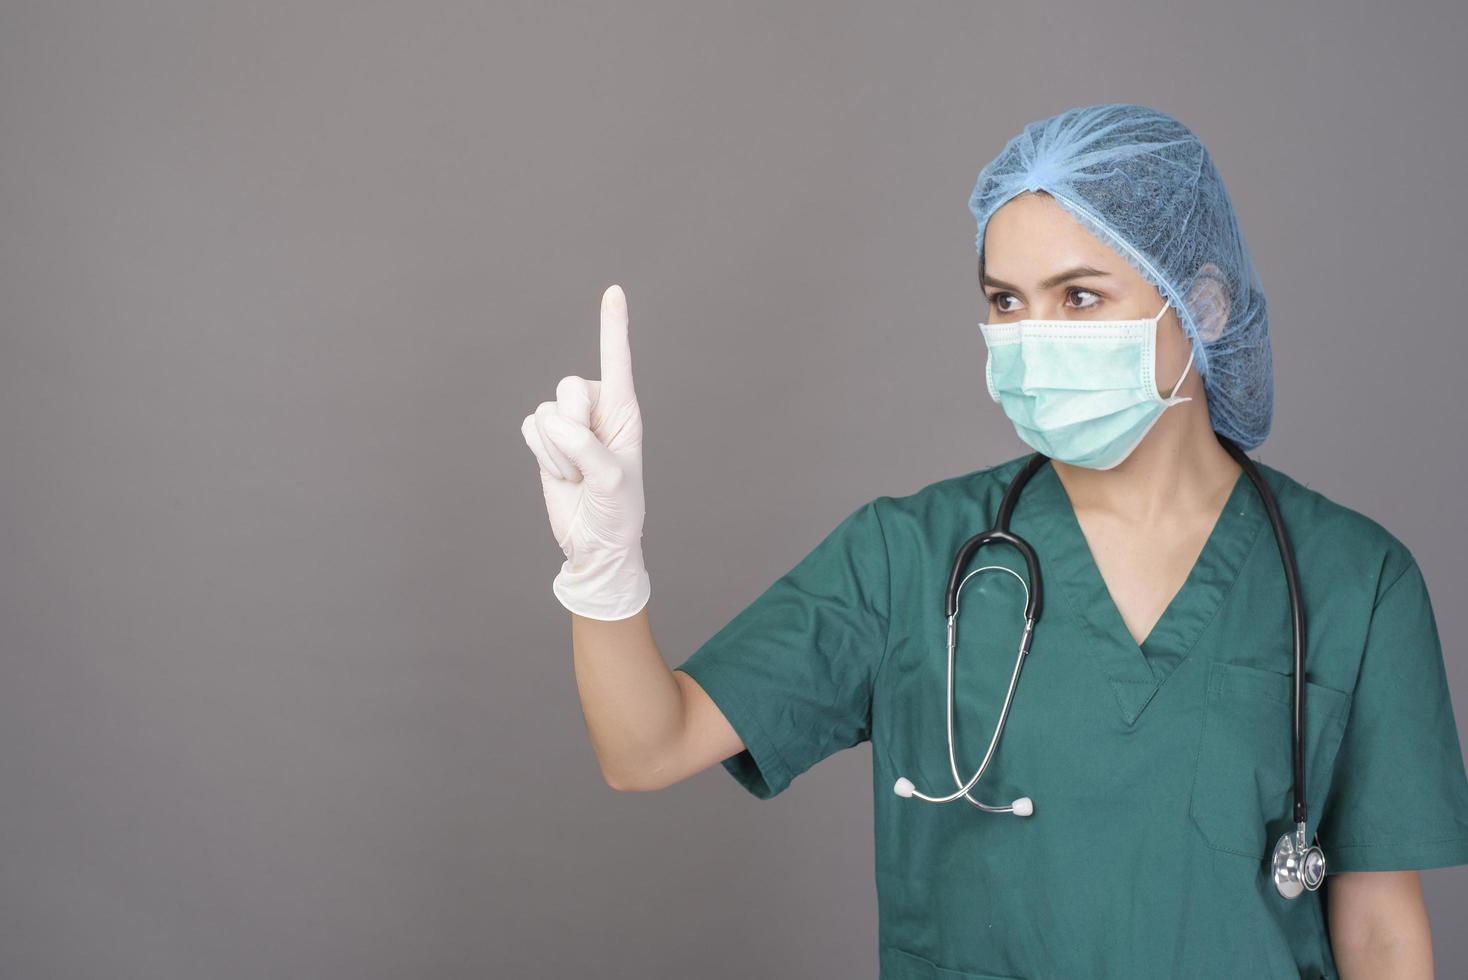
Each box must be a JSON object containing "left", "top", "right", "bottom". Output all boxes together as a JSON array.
[{"left": 1017, "top": 459, "right": 1267, "bottom": 726}]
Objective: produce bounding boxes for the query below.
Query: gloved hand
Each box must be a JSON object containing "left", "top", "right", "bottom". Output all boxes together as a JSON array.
[{"left": 520, "top": 284, "right": 650, "bottom": 621}]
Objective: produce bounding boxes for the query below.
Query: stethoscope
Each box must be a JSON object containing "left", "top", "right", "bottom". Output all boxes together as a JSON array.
[{"left": 891, "top": 433, "right": 1327, "bottom": 899}]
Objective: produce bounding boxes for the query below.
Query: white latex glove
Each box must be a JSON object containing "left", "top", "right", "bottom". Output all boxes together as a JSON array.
[{"left": 520, "top": 284, "right": 650, "bottom": 620}]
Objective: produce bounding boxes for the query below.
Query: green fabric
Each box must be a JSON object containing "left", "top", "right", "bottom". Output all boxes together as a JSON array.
[{"left": 673, "top": 453, "right": 1468, "bottom": 979}]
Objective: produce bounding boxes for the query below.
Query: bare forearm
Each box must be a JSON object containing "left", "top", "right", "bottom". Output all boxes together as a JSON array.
[
  {"left": 1333, "top": 933, "right": 1433, "bottom": 979},
  {"left": 570, "top": 604, "right": 684, "bottom": 791},
  {"left": 1329, "top": 870, "right": 1434, "bottom": 980}
]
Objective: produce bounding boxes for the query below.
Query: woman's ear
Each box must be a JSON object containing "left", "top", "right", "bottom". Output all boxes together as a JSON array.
[{"left": 1185, "top": 262, "right": 1231, "bottom": 343}]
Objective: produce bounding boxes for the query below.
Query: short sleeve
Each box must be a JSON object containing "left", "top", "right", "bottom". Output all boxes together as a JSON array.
[
  {"left": 672, "top": 498, "right": 891, "bottom": 800},
  {"left": 1317, "top": 556, "right": 1468, "bottom": 871}
]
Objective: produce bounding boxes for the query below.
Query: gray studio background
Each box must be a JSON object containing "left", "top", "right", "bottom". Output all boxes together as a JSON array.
[{"left": 2, "top": 2, "right": 1465, "bottom": 977}]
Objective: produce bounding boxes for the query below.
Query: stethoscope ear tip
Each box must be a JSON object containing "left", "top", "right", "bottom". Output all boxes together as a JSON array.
[
  {"left": 894, "top": 777, "right": 916, "bottom": 798},
  {"left": 1011, "top": 797, "right": 1034, "bottom": 817}
]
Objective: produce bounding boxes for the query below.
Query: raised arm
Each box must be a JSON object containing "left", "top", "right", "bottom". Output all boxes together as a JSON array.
[
  {"left": 521, "top": 285, "right": 743, "bottom": 791},
  {"left": 568, "top": 604, "right": 745, "bottom": 791}
]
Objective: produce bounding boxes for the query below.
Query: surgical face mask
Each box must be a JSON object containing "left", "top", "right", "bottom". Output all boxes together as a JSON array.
[{"left": 978, "top": 299, "right": 1195, "bottom": 470}]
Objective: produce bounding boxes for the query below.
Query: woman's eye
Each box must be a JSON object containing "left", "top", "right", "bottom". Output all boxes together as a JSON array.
[
  {"left": 990, "top": 289, "right": 1099, "bottom": 314},
  {"left": 1067, "top": 288, "right": 1100, "bottom": 309}
]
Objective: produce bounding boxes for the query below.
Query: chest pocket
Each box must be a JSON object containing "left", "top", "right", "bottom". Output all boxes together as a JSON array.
[
  {"left": 1187, "top": 660, "right": 1353, "bottom": 861},
  {"left": 881, "top": 945, "right": 1024, "bottom": 979}
]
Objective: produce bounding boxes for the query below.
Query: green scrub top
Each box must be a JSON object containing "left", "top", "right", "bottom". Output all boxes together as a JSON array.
[{"left": 673, "top": 452, "right": 1468, "bottom": 980}]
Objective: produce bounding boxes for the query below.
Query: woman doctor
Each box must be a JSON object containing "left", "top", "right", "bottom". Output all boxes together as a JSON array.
[{"left": 520, "top": 104, "right": 1468, "bottom": 978}]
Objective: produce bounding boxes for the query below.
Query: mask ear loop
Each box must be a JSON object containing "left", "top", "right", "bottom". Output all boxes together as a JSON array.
[
  {"left": 1166, "top": 345, "right": 1196, "bottom": 402},
  {"left": 1155, "top": 299, "right": 1195, "bottom": 403}
]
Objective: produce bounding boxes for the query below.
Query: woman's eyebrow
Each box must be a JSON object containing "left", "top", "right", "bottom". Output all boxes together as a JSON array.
[{"left": 982, "top": 265, "right": 1113, "bottom": 292}]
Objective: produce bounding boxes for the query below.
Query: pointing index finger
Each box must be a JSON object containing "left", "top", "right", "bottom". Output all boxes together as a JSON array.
[{"left": 599, "top": 284, "right": 635, "bottom": 397}]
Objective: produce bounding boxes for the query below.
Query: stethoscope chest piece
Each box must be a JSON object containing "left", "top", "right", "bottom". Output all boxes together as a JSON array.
[
  {"left": 897, "top": 438, "right": 1329, "bottom": 901},
  {"left": 1271, "top": 825, "right": 1326, "bottom": 899}
]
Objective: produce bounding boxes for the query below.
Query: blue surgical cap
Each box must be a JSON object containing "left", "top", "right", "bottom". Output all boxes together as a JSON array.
[{"left": 969, "top": 103, "right": 1272, "bottom": 450}]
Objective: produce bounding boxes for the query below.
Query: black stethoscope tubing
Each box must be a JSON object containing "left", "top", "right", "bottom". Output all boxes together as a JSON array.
[{"left": 946, "top": 433, "right": 1317, "bottom": 891}]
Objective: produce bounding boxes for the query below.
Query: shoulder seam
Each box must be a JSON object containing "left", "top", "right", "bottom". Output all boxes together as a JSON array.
[
  {"left": 1374, "top": 553, "right": 1420, "bottom": 610},
  {"left": 868, "top": 496, "right": 895, "bottom": 726}
]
